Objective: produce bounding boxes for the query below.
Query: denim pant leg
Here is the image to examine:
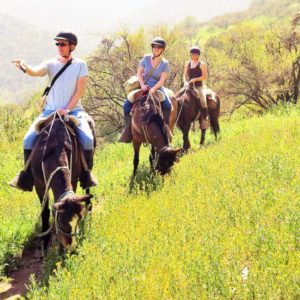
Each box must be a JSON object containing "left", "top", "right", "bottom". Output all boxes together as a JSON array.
[
  {"left": 123, "top": 99, "right": 133, "bottom": 115},
  {"left": 70, "top": 110, "right": 94, "bottom": 150},
  {"left": 23, "top": 110, "right": 55, "bottom": 149},
  {"left": 159, "top": 88, "right": 172, "bottom": 111}
]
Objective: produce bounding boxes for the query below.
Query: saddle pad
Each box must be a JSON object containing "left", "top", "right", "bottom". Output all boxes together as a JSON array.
[
  {"left": 127, "top": 89, "right": 165, "bottom": 103},
  {"left": 34, "top": 112, "right": 80, "bottom": 132},
  {"left": 164, "top": 88, "right": 175, "bottom": 98},
  {"left": 203, "top": 88, "right": 217, "bottom": 102}
]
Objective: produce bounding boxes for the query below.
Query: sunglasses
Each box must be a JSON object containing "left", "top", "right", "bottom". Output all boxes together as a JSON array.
[
  {"left": 152, "top": 45, "right": 163, "bottom": 49},
  {"left": 55, "top": 42, "right": 69, "bottom": 47}
]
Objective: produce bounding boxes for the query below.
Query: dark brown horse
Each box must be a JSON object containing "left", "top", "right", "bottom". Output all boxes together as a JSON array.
[
  {"left": 131, "top": 92, "right": 183, "bottom": 176},
  {"left": 170, "top": 86, "right": 220, "bottom": 150},
  {"left": 30, "top": 115, "right": 93, "bottom": 253}
]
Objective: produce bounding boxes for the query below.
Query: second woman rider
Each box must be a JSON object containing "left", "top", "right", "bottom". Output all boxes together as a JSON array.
[{"left": 119, "top": 37, "right": 172, "bottom": 143}]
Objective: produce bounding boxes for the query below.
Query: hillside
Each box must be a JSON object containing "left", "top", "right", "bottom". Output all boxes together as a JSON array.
[
  {"left": 128, "top": 0, "right": 249, "bottom": 28},
  {"left": 175, "top": 0, "right": 300, "bottom": 42},
  {"left": 0, "top": 14, "right": 55, "bottom": 103},
  {"left": 206, "top": 0, "right": 300, "bottom": 27},
  {"left": 1, "top": 104, "right": 299, "bottom": 298}
]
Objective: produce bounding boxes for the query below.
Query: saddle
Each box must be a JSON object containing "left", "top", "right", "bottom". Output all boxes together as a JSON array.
[{"left": 176, "top": 85, "right": 218, "bottom": 103}]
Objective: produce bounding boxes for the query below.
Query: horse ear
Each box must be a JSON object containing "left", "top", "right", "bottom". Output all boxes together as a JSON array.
[
  {"left": 174, "top": 148, "right": 185, "bottom": 155},
  {"left": 74, "top": 194, "right": 93, "bottom": 204}
]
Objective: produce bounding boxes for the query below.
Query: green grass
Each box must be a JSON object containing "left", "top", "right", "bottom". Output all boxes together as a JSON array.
[
  {"left": 0, "top": 137, "right": 39, "bottom": 276},
  {"left": 1, "top": 105, "right": 300, "bottom": 299}
]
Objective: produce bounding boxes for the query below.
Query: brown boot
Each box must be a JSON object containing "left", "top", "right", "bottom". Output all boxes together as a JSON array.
[
  {"left": 80, "top": 150, "right": 98, "bottom": 189},
  {"left": 9, "top": 149, "right": 34, "bottom": 191},
  {"left": 119, "top": 114, "right": 132, "bottom": 143}
]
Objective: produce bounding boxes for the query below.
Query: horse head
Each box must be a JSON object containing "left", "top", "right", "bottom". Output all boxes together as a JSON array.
[
  {"left": 52, "top": 194, "right": 93, "bottom": 251},
  {"left": 156, "top": 147, "right": 184, "bottom": 175}
]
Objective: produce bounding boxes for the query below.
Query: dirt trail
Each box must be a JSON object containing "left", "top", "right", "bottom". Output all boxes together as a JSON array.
[{"left": 0, "top": 248, "right": 42, "bottom": 300}]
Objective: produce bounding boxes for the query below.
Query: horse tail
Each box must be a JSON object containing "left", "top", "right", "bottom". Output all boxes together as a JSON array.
[{"left": 208, "top": 96, "right": 220, "bottom": 136}]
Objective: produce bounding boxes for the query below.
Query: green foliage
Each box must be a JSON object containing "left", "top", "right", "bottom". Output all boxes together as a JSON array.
[
  {"left": 205, "top": 16, "right": 300, "bottom": 111},
  {"left": 21, "top": 104, "right": 300, "bottom": 299},
  {"left": 85, "top": 25, "right": 189, "bottom": 137},
  {"left": 210, "top": 0, "right": 300, "bottom": 27},
  {"left": 0, "top": 94, "right": 40, "bottom": 142},
  {"left": 0, "top": 96, "right": 42, "bottom": 276},
  {"left": 0, "top": 138, "right": 39, "bottom": 276},
  {"left": 84, "top": 0, "right": 300, "bottom": 137}
]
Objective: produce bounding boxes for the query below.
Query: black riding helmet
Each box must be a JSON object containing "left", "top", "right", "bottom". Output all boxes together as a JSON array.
[
  {"left": 190, "top": 46, "right": 201, "bottom": 55},
  {"left": 54, "top": 31, "right": 78, "bottom": 46},
  {"left": 151, "top": 37, "right": 166, "bottom": 49}
]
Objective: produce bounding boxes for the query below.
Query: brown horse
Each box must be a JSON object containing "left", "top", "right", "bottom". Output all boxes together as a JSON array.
[
  {"left": 170, "top": 86, "right": 220, "bottom": 150},
  {"left": 30, "top": 115, "right": 93, "bottom": 253},
  {"left": 131, "top": 92, "right": 183, "bottom": 176}
]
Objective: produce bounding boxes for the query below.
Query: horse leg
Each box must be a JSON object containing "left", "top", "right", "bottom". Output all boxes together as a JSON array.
[
  {"left": 149, "top": 145, "right": 155, "bottom": 171},
  {"left": 85, "top": 187, "right": 92, "bottom": 212},
  {"left": 200, "top": 129, "right": 206, "bottom": 145},
  {"left": 35, "top": 185, "right": 51, "bottom": 255},
  {"left": 133, "top": 141, "right": 141, "bottom": 176},
  {"left": 182, "top": 124, "right": 191, "bottom": 150},
  {"left": 208, "top": 97, "right": 220, "bottom": 141}
]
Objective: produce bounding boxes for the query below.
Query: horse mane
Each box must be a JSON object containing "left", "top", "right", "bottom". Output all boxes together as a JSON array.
[
  {"left": 138, "top": 94, "right": 169, "bottom": 145},
  {"left": 41, "top": 118, "right": 72, "bottom": 161},
  {"left": 186, "top": 88, "right": 199, "bottom": 100}
]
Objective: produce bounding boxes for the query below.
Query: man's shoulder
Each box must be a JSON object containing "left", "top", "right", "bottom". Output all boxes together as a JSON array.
[
  {"left": 72, "top": 57, "right": 87, "bottom": 65},
  {"left": 43, "top": 57, "right": 58, "bottom": 66}
]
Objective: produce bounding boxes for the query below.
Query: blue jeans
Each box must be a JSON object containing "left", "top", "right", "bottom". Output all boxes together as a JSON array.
[
  {"left": 24, "top": 109, "right": 94, "bottom": 150},
  {"left": 123, "top": 88, "right": 171, "bottom": 115}
]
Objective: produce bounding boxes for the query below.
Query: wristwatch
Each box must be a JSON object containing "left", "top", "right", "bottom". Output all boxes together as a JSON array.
[{"left": 20, "top": 62, "right": 26, "bottom": 73}]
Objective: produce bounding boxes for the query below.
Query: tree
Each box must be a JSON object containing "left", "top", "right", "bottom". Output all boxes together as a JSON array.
[
  {"left": 205, "top": 15, "right": 300, "bottom": 112},
  {"left": 83, "top": 26, "right": 188, "bottom": 137}
]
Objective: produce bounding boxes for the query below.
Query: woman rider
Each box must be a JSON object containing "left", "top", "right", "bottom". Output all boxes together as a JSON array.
[
  {"left": 119, "top": 37, "right": 172, "bottom": 143},
  {"left": 183, "top": 46, "right": 208, "bottom": 130}
]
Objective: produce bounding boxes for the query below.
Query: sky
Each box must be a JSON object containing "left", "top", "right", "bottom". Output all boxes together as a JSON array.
[
  {"left": 0, "top": 0, "right": 250, "bottom": 102},
  {"left": 0, "top": 0, "right": 250, "bottom": 34},
  {"left": 0, "top": 0, "right": 157, "bottom": 32}
]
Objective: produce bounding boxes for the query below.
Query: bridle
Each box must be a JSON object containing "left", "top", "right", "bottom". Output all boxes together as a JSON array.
[
  {"left": 37, "top": 111, "right": 79, "bottom": 241},
  {"left": 53, "top": 199, "right": 83, "bottom": 239}
]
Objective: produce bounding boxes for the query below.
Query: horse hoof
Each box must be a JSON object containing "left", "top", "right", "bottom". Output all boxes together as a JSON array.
[{"left": 34, "top": 249, "right": 44, "bottom": 261}]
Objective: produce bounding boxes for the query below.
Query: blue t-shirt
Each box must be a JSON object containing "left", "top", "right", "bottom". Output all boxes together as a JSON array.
[
  {"left": 42, "top": 57, "right": 88, "bottom": 111},
  {"left": 139, "top": 54, "right": 170, "bottom": 88}
]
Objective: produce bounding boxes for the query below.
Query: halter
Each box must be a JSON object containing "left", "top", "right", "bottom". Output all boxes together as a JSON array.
[{"left": 54, "top": 206, "right": 82, "bottom": 238}]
